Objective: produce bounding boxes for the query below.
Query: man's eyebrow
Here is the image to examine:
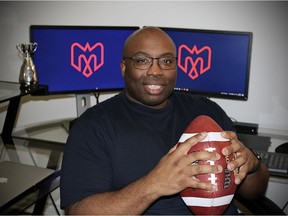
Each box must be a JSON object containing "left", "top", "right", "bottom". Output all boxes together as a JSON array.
[{"left": 130, "top": 52, "right": 176, "bottom": 57}]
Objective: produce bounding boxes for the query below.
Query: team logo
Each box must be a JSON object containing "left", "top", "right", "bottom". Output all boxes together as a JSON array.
[
  {"left": 71, "top": 42, "right": 104, "bottom": 78},
  {"left": 178, "top": 44, "right": 212, "bottom": 80}
]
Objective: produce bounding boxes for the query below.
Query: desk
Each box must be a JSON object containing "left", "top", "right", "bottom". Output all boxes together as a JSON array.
[
  {"left": 259, "top": 132, "right": 288, "bottom": 214},
  {"left": 0, "top": 81, "right": 47, "bottom": 142},
  {"left": 0, "top": 81, "right": 64, "bottom": 214}
]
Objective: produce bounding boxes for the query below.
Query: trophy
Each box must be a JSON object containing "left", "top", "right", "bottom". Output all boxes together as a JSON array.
[{"left": 16, "top": 42, "right": 38, "bottom": 91}]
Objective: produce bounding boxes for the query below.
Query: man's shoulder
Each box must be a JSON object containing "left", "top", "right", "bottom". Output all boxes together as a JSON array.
[
  {"left": 98, "top": 92, "right": 123, "bottom": 106},
  {"left": 172, "top": 91, "right": 223, "bottom": 114},
  {"left": 79, "top": 93, "right": 123, "bottom": 119},
  {"left": 93, "top": 92, "right": 123, "bottom": 108},
  {"left": 172, "top": 91, "right": 212, "bottom": 104}
]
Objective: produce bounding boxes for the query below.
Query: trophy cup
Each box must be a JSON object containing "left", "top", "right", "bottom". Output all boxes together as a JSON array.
[{"left": 16, "top": 42, "right": 38, "bottom": 91}]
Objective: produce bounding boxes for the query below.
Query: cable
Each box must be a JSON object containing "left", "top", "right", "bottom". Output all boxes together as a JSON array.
[{"left": 94, "top": 92, "right": 100, "bottom": 104}]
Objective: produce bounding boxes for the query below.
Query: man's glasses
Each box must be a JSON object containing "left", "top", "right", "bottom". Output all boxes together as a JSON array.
[{"left": 123, "top": 56, "right": 178, "bottom": 70}]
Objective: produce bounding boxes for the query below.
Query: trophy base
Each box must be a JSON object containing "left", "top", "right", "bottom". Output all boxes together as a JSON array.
[{"left": 20, "top": 83, "right": 39, "bottom": 93}]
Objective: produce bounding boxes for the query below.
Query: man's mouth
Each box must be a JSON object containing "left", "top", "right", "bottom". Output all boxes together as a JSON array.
[
  {"left": 146, "top": 85, "right": 162, "bottom": 90},
  {"left": 144, "top": 84, "right": 164, "bottom": 95}
]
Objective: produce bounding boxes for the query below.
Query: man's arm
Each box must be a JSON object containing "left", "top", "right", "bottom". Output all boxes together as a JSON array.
[
  {"left": 66, "top": 132, "right": 222, "bottom": 215},
  {"left": 66, "top": 174, "right": 161, "bottom": 215},
  {"left": 237, "top": 163, "right": 269, "bottom": 199}
]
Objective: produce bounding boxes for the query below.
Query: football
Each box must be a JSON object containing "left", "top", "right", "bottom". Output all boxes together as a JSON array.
[{"left": 178, "top": 115, "right": 237, "bottom": 215}]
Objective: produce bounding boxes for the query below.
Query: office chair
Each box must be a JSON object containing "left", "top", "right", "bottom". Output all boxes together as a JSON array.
[{"left": 234, "top": 193, "right": 286, "bottom": 215}]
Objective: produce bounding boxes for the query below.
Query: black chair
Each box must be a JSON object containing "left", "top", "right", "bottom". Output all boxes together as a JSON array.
[{"left": 234, "top": 194, "right": 286, "bottom": 215}]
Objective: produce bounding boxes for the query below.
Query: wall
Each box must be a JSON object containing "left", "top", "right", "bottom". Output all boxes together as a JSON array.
[{"left": 0, "top": 1, "right": 288, "bottom": 135}]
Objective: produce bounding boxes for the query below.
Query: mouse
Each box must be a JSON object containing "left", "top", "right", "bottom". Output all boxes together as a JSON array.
[{"left": 275, "top": 142, "right": 288, "bottom": 154}]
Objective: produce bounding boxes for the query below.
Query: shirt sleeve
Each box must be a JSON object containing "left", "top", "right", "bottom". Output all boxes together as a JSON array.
[{"left": 60, "top": 111, "right": 113, "bottom": 209}]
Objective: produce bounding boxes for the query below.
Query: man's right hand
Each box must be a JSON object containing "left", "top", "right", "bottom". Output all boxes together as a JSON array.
[{"left": 145, "top": 132, "right": 222, "bottom": 199}]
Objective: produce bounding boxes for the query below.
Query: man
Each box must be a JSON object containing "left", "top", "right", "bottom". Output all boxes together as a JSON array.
[{"left": 60, "top": 26, "right": 269, "bottom": 215}]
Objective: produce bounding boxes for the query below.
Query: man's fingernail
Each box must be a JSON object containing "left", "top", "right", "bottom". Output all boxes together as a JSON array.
[
  {"left": 217, "top": 165, "right": 223, "bottom": 172},
  {"left": 200, "top": 132, "right": 207, "bottom": 137},
  {"left": 211, "top": 184, "right": 218, "bottom": 192},
  {"left": 222, "top": 148, "right": 229, "bottom": 155}
]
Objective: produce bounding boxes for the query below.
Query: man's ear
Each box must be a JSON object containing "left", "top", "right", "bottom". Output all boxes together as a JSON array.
[{"left": 120, "top": 60, "right": 126, "bottom": 77}]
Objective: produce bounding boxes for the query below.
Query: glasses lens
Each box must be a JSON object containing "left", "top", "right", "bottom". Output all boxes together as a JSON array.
[
  {"left": 133, "top": 56, "right": 151, "bottom": 70},
  {"left": 125, "top": 56, "right": 177, "bottom": 70},
  {"left": 158, "top": 57, "right": 177, "bottom": 70}
]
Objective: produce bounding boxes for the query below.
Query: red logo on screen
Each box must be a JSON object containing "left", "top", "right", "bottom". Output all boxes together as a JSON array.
[
  {"left": 178, "top": 44, "right": 212, "bottom": 80},
  {"left": 71, "top": 42, "right": 104, "bottom": 78}
]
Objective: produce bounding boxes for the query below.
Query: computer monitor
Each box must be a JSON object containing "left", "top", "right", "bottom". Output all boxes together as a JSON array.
[
  {"left": 30, "top": 25, "right": 139, "bottom": 94},
  {"left": 161, "top": 27, "right": 253, "bottom": 100}
]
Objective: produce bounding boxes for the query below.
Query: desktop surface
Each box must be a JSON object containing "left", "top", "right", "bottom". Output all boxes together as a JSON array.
[
  {"left": 0, "top": 81, "right": 23, "bottom": 103},
  {"left": 0, "top": 81, "right": 47, "bottom": 103}
]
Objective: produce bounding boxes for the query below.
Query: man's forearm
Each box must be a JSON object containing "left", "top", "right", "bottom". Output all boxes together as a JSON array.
[
  {"left": 237, "top": 163, "right": 269, "bottom": 199},
  {"left": 66, "top": 174, "right": 159, "bottom": 215}
]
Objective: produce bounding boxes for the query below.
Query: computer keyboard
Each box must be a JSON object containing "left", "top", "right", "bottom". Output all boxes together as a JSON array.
[{"left": 258, "top": 151, "right": 288, "bottom": 177}]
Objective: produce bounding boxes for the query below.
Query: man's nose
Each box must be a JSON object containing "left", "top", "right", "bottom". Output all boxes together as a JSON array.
[{"left": 146, "top": 59, "right": 163, "bottom": 77}]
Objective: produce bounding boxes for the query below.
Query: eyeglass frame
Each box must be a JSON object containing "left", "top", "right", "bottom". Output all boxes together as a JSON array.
[{"left": 122, "top": 55, "right": 178, "bottom": 70}]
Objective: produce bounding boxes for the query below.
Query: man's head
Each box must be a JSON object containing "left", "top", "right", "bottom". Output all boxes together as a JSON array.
[{"left": 121, "top": 26, "right": 177, "bottom": 109}]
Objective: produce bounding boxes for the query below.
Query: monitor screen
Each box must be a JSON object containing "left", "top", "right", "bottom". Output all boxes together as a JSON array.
[
  {"left": 30, "top": 25, "right": 139, "bottom": 94},
  {"left": 161, "top": 27, "right": 253, "bottom": 100}
]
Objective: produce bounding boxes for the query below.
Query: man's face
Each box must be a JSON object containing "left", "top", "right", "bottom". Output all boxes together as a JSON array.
[{"left": 121, "top": 28, "right": 177, "bottom": 109}]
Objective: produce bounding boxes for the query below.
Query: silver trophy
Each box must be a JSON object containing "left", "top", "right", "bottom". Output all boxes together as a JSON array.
[{"left": 16, "top": 42, "right": 38, "bottom": 90}]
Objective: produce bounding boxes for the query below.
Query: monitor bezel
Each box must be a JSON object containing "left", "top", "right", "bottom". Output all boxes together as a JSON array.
[
  {"left": 29, "top": 25, "right": 140, "bottom": 95},
  {"left": 160, "top": 27, "right": 253, "bottom": 101}
]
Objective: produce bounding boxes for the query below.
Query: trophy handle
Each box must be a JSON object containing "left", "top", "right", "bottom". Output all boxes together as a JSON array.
[
  {"left": 31, "top": 42, "right": 38, "bottom": 53},
  {"left": 16, "top": 43, "right": 24, "bottom": 54}
]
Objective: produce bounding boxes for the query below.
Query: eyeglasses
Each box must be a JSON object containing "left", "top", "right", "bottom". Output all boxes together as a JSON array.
[{"left": 123, "top": 56, "right": 178, "bottom": 70}]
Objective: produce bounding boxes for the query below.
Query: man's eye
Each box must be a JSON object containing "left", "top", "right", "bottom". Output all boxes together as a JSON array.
[
  {"left": 134, "top": 57, "right": 149, "bottom": 64},
  {"left": 161, "top": 58, "right": 174, "bottom": 64}
]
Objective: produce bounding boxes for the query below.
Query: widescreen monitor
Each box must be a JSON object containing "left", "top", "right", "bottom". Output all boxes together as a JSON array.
[
  {"left": 30, "top": 25, "right": 139, "bottom": 94},
  {"left": 161, "top": 27, "right": 253, "bottom": 100}
]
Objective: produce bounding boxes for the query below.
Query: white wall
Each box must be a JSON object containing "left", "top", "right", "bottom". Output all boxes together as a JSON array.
[{"left": 0, "top": 1, "right": 288, "bottom": 135}]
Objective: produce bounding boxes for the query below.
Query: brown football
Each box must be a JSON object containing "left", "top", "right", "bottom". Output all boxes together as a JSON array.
[{"left": 178, "top": 115, "right": 237, "bottom": 215}]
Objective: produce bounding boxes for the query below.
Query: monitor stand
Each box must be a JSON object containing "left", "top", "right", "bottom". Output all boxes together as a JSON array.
[
  {"left": 76, "top": 94, "right": 91, "bottom": 117},
  {"left": 62, "top": 94, "right": 91, "bottom": 132}
]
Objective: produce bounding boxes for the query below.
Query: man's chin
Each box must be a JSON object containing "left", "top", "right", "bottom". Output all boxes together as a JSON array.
[{"left": 141, "top": 95, "right": 170, "bottom": 109}]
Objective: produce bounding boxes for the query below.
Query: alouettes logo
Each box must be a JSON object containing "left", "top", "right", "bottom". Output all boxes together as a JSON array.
[
  {"left": 178, "top": 44, "right": 212, "bottom": 80},
  {"left": 71, "top": 42, "right": 104, "bottom": 78}
]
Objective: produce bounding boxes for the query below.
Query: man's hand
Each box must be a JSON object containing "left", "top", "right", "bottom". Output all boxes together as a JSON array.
[
  {"left": 221, "top": 131, "right": 263, "bottom": 184},
  {"left": 146, "top": 132, "right": 223, "bottom": 198}
]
